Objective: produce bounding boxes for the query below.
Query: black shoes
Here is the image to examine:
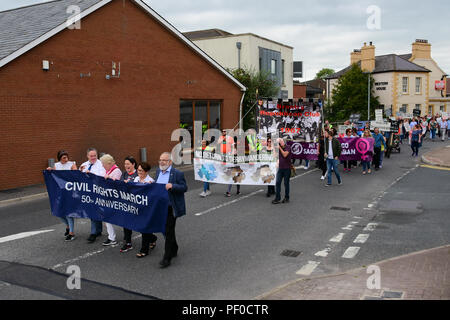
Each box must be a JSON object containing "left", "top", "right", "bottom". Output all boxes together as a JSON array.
[
  {"left": 64, "top": 228, "right": 70, "bottom": 237},
  {"left": 282, "top": 198, "right": 290, "bottom": 203},
  {"left": 87, "top": 233, "right": 102, "bottom": 243},
  {"left": 102, "top": 239, "right": 118, "bottom": 246},
  {"left": 120, "top": 243, "right": 133, "bottom": 253},
  {"left": 159, "top": 259, "right": 171, "bottom": 268},
  {"left": 65, "top": 234, "right": 75, "bottom": 242},
  {"left": 272, "top": 199, "right": 281, "bottom": 204}
]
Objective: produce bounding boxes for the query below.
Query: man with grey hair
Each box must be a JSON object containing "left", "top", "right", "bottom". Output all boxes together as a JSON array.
[
  {"left": 154, "top": 152, "right": 187, "bottom": 268},
  {"left": 80, "top": 147, "right": 106, "bottom": 243}
]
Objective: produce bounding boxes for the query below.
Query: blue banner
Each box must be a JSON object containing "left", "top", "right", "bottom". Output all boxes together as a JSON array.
[{"left": 43, "top": 170, "right": 169, "bottom": 234}]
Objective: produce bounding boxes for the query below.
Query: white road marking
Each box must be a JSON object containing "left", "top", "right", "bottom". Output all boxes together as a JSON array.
[
  {"left": 315, "top": 247, "right": 332, "bottom": 257},
  {"left": 195, "top": 189, "right": 264, "bottom": 216},
  {"left": 354, "top": 234, "right": 370, "bottom": 244},
  {"left": 329, "top": 233, "right": 345, "bottom": 243},
  {"left": 296, "top": 261, "right": 321, "bottom": 275},
  {"left": 0, "top": 230, "right": 54, "bottom": 244},
  {"left": 342, "top": 225, "right": 354, "bottom": 230},
  {"left": 342, "top": 247, "right": 360, "bottom": 259},
  {"left": 353, "top": 216, "right": 363, "bottom": 219},
  {"left": 364, "top": 223, "right": 378, "bottom": 232},
  {"left": 51, "top": 234, "right": 141, "bottom": 270}
]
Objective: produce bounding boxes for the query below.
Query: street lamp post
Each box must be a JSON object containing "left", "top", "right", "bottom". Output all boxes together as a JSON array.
[{"left": 368, "top": 72, "right": 371, "bottom": 122}]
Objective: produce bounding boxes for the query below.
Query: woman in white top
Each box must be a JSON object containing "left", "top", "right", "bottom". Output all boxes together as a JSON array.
[
  {"left": 99, "top": 154, "right": 122, "bottom": 246},
  {"left": 134, "top": 162, "right": 158, "bottom": 258},
  {"left": 47, "top": 150, "right": 77, "bottom": 241}
]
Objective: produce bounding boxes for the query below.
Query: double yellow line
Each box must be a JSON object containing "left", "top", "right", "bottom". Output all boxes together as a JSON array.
[{"left": 420, "top": 164, "right": 450, "bottom": 171}]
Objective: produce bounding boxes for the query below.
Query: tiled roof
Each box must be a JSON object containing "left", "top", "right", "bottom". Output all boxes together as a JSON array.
[
  {"left": 0, "top": 0, "right": 102, "bottom": 62},
  {"left": 326, "top": 54, "right": 430, "bottom": 79}
]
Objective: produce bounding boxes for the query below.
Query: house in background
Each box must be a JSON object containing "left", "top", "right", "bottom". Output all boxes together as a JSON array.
[
  {"left": 326, "top": 40, "right": 449, "bottom": 117},
  {"left": 0, "top": 0, "right": 246, "bottom": 190},
  {"left": 185, "top": 29, "right": 295, "bottom": 100}
]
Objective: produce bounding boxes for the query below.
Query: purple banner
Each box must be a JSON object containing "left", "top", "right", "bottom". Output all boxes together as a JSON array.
[
  {"left": 288, "top": 138, "right": 374, "bottom": 161},
  {"left": 288, "top": 141, "right": 319, "bottom": 160}
]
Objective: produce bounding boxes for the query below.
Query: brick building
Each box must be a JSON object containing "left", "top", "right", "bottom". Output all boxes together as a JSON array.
[{"left": 0, "top": 0, "right": 246, "bottom": 191}]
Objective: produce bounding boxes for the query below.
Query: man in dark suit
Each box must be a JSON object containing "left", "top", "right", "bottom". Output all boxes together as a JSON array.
[{"left": 155, "top": 152, "right": 188, "bottom": 268}]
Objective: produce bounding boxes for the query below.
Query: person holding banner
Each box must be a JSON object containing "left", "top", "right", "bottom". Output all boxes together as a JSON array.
[
  {"left": 100, "top": 154, "right": 122, "bottom": 246},
  {"left": 263, "top": 137, "right": 276, "bottom": 197},
  {"left": 80, "top": 148, "right": 106, "bottom": 243},
  {"left": 47, "top": 150, "right": 77, "bottom": 241},
  {"left": 272, "top": 138, "right": 291, "bottom": 204},
  {"left": 134, "top": 162, "right": 158, "bottom": 258},
  {"left": 324, "top": 129, "right": 342, "bottom": 186},
  {"left": 120, "top": 156, "right": 138, "bottom": 253},
  {"left": 155, "top": 152, "right": 188, "bottom": 269}
]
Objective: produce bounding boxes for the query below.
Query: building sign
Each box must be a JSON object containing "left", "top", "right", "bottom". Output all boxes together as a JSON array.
[
  {"left": 375, "top": 81, "right": 389, "bottom": 91},
  {"left": 435, "top": 80, "right": 445, "bottom": 91},
  {"left": 413, "top": 109, "right": 421, "bottom": 117}
]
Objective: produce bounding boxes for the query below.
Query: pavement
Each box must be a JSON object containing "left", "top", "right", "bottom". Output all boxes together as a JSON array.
[
  {"left": 258, "top": 245, "right": 450, "bottom": 300},
  {"left": 0, "top": 143, "right": 449, "bottom": 300}
]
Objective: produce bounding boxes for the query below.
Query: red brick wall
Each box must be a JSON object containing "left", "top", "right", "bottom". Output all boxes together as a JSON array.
[
  {"left": 0, "top": 0, "right": 243, "bottom": 190},
  {"left": 293, "top": 84, "right": 306, "bottom": 99}
]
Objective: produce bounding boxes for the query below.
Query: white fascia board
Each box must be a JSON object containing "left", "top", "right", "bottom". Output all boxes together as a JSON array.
[{"left": 0, "top": 0, "right": 112, "bottom": 69}]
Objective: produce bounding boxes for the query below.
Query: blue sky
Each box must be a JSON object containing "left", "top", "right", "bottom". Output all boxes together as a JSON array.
[{"left": 1, "top": 0, "right": 449, "bottom": 80}]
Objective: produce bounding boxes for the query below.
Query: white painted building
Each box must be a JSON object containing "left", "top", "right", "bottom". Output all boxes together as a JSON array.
[
  {"left": 184, "top": 29, "right": 294, "bottom": 100},
  {"left": 326, "top": 40, "right": 449, "bottom": 117}
]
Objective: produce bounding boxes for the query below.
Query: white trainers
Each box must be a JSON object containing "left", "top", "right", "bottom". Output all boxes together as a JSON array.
[
  {"left": 320, "top": 175, "right": 325, "bottom": 180},
  {"left": 304, "top": 166, "right": 309, "bottom": 170},
  {"left": 199, "top": 191, "right": 206, "bottom": 197},
  {"left": 205, "top": 190, "right": 211, "bottom": 196}
]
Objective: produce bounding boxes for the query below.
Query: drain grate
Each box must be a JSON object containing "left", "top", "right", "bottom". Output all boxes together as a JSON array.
[
  {"left": 330, "top": 206, "right": 351, "bottom": 211},
  {"left": 281, "top": 250, "right": 302, "bottom": 258}
]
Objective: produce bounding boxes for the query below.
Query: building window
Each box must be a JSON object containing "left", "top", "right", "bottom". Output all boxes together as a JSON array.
[
  {"left": 281, "top": 60, "right": 285, "bottom": 85},
  {"left": 400, "top": 104, "right": 408, "bottom": 113},
  {"left": 415, "top": 77, "right": 422, "bottom": 94},
  {"left": 441, "top": 106, "right": 445, "bottom": 112},
  {"left": 271, "top": 59, "right": 277, "bottom": 75},
  {"left": 428, "top": 105, "right": 433, "bottom": 115},
  {"left": 179, "top": 100, "right": 222, "bottom": 146},
  {"left": 415, "top": 104, "right": 421, "bottom": 111},
  {"left": 402, "top": 77, "right": 409, "bottom": 94}
]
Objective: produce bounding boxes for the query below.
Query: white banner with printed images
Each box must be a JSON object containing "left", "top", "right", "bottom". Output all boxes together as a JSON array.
[{"left": 194, "top": 151, "right": 277, "bottom": 186}]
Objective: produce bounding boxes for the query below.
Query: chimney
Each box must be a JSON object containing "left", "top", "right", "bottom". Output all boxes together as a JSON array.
[
  {"left": 412, "top": 39, "right": 431, "bottom": 59},
  {"left": 360, "top": 42, "right": 375, "bottom": 72},
  {"left": 351, "top": 49, "right": 362, "bottom": 65}
]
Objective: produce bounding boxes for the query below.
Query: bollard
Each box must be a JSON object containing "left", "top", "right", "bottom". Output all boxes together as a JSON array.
[{"left": 140, "top": 148, "right": 147, "bottom": 163}]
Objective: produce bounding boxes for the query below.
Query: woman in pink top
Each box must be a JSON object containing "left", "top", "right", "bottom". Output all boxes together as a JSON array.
[{"left": 99, "top": 154, "right": 122, "bottom": 246}]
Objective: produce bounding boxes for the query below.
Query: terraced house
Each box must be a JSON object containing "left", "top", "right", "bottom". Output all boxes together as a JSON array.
[{"left": 326, "top": 40, "right": 449, "bottom": 117}]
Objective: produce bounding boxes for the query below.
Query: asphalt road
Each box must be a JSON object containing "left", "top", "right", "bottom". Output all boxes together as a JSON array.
[{"left": 1, "top": 139, "right": 449, "bottom": 300}]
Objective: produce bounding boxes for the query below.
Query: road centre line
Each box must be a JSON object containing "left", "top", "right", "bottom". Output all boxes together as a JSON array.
[
  {"left": 0, "top": 230, "right": 54, "bottom": 244},
  {"left": 194, "top": 169, "right": 318, "bottom": 217},
  {"left": 329, "top": 233, "right": 345, "bottom": 243},
  {"left": 354, "top": 234, "right": 370, "bottom": 244}
]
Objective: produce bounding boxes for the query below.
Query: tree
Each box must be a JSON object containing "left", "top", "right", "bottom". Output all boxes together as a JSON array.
[
  {"left": 329, "top": 64, "right": 379, "bottom": 122},
  {"left": 229, "top": 68, "right": 280, "bottom": 131},
  {"left": 315, "top": 68, "right": 335, "bottom": 80}
]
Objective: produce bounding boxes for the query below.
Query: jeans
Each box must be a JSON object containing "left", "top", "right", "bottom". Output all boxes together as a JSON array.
[
  {"left": 379, "top": 151, "right": 384, "bottom": 167},
  {"left": 411, "top": 141, "right": 420, "bottom": 156},
  {"left": 275, "top": 168, "right": 291, "bottom": 201},
  {"left": 203, "top": 182, "right": 210, "bottom": 192},
  {"left": 431, "top": 129, "right": 436, "bottom": 140},
  {"left": 90, "top": 219, "right": 102, "bottom": 235},
  {"left": 60, "top": 217, "right": 75, "bottom": 233},
  {"left": 362, "top": 161, "right": 371, "bottom": 172},
  {"left": 227, "top": 184, "right": 240, "bottom": 193},
  {"left": 326, "top": 159, "right": 341, "bottom": 185}
]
